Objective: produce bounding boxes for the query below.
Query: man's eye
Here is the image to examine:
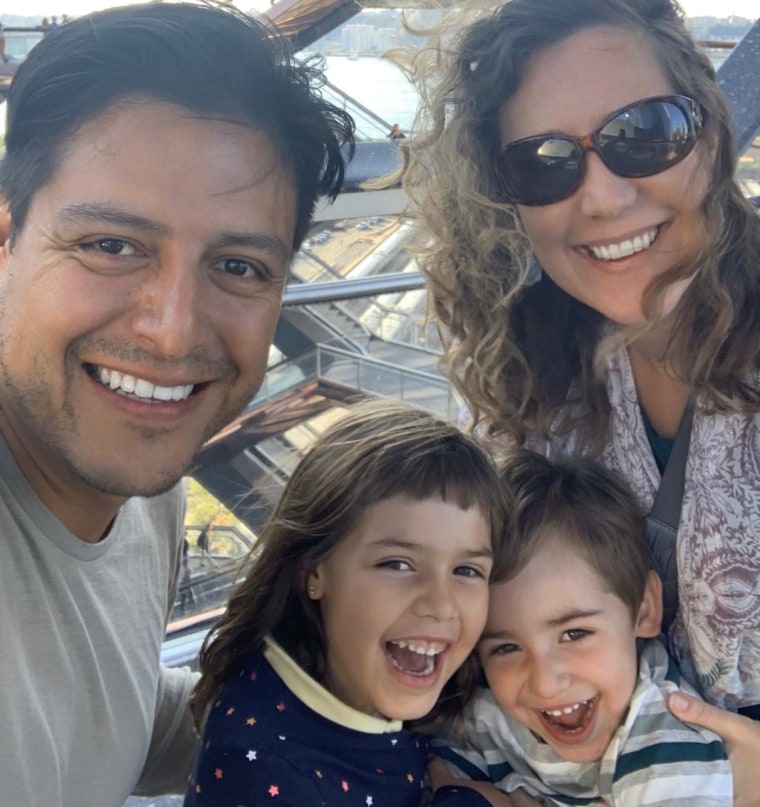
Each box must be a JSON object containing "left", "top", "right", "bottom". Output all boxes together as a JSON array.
[
  {"left": 84, "top": 238, "right": 136, "bottom": 256},
  {"left": 216, "top": 258, "right": 266, "bottom": 279}
]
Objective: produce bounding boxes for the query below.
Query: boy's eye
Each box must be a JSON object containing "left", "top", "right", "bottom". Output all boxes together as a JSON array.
[
  {"left": 561, "top": 628, "right": 590, "bottom": 642},
  {"left": 486, "top": 642, "right": 519, "bottom": 656},
  {"left": 454, "top": 564, "right": 487, "bottom": 579}
]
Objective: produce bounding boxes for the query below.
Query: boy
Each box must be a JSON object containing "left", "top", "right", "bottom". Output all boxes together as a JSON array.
[{"left": 432, "top": 451, "right": 732, "bottom": 806}]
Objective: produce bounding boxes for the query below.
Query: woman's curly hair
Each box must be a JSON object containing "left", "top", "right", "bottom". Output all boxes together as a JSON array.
[{"left": 401, "top": 0, "right": 760, "bottom": 451}]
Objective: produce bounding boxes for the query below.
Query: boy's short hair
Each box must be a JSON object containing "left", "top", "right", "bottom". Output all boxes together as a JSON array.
[{"left": 497, "top": 450, "right": 652, "bottom": 618}]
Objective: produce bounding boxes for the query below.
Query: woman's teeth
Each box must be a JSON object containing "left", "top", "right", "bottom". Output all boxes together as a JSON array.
[{"left": 587, "top": 226, "right": 659, "bottom": 261}]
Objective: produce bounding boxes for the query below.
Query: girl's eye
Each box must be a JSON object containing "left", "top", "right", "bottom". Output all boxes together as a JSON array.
[
  {"left": 561, "top": 628, "right": 590, "bottom": 642},
  {"left": 378, "top": 559, "right": 412, "bottom": 572},
  {"left": 214, "top": 257, "right": 267, "bottom": 279},
  {"left": 82, "top": 238, "right": 137, "bottom": 256}
]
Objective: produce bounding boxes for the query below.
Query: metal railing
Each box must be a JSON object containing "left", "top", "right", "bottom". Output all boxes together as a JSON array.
[
  {"left": 283, "top": 269, "right": 425, "bottom": 305},
  {"left": 252, "top": 341, "right": 456, "bottom": 418}
]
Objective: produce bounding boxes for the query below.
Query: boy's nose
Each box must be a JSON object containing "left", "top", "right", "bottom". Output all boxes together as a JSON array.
[{"left": 527, "top": 653, "right": 571, "bottom": 700}]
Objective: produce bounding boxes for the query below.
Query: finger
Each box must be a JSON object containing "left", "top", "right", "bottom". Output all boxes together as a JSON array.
[{"left": 669, "top": 691, "right": 754, "bottom": 743}]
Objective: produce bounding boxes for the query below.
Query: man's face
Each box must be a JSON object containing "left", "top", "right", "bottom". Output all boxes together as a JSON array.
[{"left": 0, "top": 101, "right": 295, "bottom": 512}]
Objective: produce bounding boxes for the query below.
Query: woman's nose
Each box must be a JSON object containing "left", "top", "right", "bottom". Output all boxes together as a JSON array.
[{"left": 578, "top": 151, "right": 638, "bottom": 219}]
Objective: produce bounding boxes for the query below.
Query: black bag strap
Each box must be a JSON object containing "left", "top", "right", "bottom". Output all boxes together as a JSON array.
[{"left": 645, "top": 397, "right": 695, "bottom": 633}]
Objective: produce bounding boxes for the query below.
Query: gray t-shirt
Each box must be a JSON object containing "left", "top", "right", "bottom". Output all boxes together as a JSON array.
[{"left": 0, "top": 434, "right": 199, "bottom": 806}]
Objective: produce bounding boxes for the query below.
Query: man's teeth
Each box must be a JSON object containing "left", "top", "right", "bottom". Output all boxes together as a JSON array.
[
  {"left": 97, "top": 367, "right": 193, "bottom": 402},
  {"left": 389, "top": 639, "right": 445, "bottom": 656},
  {"left": 543, "top": 699, "right": 590, "bottom": 717},
  {"left": 587, "top": 226, "right": 658, "bottom": 261}
]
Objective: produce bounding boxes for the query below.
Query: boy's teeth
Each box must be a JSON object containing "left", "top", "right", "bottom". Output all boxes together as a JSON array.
[
  {"left": 588, "top": 226, "right": 658, "bottom": 261},
  {"left": 544, "top": 700, "right": 588, "bottom": 716},
  {"left": 96, "top": 366, "right": 193, "bottom": 402}
]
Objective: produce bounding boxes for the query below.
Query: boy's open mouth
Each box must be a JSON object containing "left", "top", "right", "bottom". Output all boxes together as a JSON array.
[
  {"left": 384, "top": 639, "right": 446, "bottom": 677},
  {"left": 537, "top": 695, "right": 598, "bottom": 737}
]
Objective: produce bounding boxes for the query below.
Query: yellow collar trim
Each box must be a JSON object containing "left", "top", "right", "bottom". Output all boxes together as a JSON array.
[{"left": 263, "top": 636, "right": 403, "bottom": 734}]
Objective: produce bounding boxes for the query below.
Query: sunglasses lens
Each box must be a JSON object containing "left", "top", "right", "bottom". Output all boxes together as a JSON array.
[
  {"left": 498, "top": 137, "right": 581, "bottom": 205},
  {"left": 597, "top": 99, "right": 695, "bottom": 177},
  {"left": 497, "top": 97, "right": 701, "bottom": 206}
]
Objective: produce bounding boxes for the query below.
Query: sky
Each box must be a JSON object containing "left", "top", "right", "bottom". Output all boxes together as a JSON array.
[{"left": 4, "top": 0, "right": 758, "bottom": 22}]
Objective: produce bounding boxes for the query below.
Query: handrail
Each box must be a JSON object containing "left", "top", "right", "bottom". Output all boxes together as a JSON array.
[
  {"left": 318, "top": 342, "right": 445, "bottom": 384},
  {"left": 283, "top": 270, "right": 425, "bottom": 305}
]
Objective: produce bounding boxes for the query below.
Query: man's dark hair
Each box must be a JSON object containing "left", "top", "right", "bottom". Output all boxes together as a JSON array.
[{"left": 0, "top": 1, "right": 355, "bottom": 249}]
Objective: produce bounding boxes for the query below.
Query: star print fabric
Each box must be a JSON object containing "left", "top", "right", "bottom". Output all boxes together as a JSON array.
[{"left": 184, "top": 649, "right": 430, "bottom": 806}]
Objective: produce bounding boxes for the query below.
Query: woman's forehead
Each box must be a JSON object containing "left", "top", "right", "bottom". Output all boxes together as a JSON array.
[{"left": 499, "top": 25, "right": 672, "bottom": 143}]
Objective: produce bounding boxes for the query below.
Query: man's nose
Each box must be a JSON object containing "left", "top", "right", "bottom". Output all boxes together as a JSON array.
[{"left": 131, "top": 254, "right": 205, "bottom": 359}]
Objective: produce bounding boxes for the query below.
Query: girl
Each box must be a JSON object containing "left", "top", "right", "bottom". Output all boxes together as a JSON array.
[{"left": 185, "top": 398, "right": 505, "bottom": 806}]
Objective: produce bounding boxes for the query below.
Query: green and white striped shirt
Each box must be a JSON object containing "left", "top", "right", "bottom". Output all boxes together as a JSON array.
[{"left": 434, "top": 639, "right": 732, "bottom": 806}]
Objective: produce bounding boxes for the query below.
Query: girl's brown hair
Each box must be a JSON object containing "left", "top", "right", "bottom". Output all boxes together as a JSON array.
[{"left": 191, "top": 397, "right": 504, "bottom": 729}]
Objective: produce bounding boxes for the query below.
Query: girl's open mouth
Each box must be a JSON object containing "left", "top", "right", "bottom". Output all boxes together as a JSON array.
[{"left": 384, "top": 639, "right": 445, "bottom": 677}]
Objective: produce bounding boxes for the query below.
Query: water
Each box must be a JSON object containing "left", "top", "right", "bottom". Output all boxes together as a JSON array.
[{"left": 323, "top": 55, "right": 420, "bottom": 134}]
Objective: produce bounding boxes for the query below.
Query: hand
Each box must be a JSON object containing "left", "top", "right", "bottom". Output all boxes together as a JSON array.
[
  {"left": 427, "top": 756, "right": 540, "bottom": 807},
  {"left": 669, "top": 691, "right": 760, "bottom": 807}
]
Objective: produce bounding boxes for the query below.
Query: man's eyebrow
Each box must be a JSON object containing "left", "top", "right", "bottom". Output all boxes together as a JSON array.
[
  {"left": 213, "top": 232, "right": 292, "bottom": 265},
  {"left": 58, "top": 203, "right": 171, "bottom": 235}
]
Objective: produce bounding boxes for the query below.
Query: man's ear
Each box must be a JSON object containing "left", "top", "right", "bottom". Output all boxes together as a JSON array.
[{"left": 635, "top": 570, "right": 663, "bottom": 638}]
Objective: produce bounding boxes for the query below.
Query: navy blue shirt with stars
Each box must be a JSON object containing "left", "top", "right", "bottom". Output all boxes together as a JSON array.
[{"left": 184, "top": 638, "right": 489, "bottom": 806}]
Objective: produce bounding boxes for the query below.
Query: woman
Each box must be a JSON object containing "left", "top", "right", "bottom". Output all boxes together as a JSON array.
[{"left": 402, "top": 0, "right": 760, "bottom": 799}]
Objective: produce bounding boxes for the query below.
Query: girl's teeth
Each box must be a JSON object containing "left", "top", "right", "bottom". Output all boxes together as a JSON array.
[{"left": 389, "top": 639, "right": 443, "bottom": 656}]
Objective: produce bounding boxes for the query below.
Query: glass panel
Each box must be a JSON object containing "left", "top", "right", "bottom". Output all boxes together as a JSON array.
[{"left": 169, "top": 479, "right": 255, "bottom": 625}]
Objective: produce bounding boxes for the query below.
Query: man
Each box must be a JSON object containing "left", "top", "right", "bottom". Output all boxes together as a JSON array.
[{"left": 0, "top": 4, "right": 353, "bottom": 805}]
